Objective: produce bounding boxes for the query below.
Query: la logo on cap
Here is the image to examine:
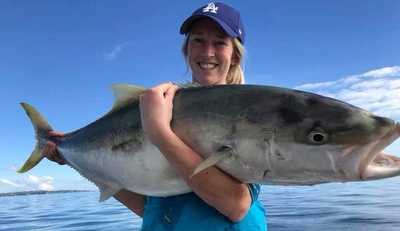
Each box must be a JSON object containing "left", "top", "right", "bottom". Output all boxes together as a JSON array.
[{"left": 203, "top": 2, "right": 218, "bottom": 14}]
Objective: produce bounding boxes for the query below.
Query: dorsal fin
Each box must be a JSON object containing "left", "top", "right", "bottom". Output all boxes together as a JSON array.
[{"left": 110, "top": 84, "right": 146, "bottom": 113}]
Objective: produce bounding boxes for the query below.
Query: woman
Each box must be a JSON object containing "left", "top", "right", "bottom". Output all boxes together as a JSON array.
[{"left": 44, "top": 2, "right": 267, "bottom": 230}]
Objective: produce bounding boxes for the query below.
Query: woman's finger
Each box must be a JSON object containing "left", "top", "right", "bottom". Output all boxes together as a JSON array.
[
  {"left": 149, "top": 82, "right": 176, "bottom": 98},
  {"left": 43, "top": 142, "right": 55, "bottom": 156},
  {"left": 42, "top": 141, "right": 66, "bottom": 165},
  {"left": 153, "top": 82, "right": 174, "bottom": 92},
  {"left": 164, "top": 84, "right": 180, "bottom": 101},
  {"left": 54, "top": 156, "right": 66, "bottom": 165},
  {"left": 49, "top": 131, "right": 65, "bottom": 137}
]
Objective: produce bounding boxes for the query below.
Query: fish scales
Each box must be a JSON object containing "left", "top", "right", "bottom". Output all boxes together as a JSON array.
[{"left": 18, "top": 84, "right": 400, "bottom": 201}]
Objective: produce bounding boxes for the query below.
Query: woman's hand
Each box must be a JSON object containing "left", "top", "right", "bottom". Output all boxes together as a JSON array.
[
  {"left": 139, "top": 82, "right": 179, "bottom": 146},
  {"left": 43, "top": 131, "right": 66, "bottom": 165}
]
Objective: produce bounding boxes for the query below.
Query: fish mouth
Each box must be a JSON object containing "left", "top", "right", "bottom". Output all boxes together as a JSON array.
[{"left": 359, "top": 122, "right": 400, "bottom": 180}]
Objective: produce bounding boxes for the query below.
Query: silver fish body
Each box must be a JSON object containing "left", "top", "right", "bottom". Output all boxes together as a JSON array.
[{"left": 18, "top": 84, "right": 400, "bottom": 201}]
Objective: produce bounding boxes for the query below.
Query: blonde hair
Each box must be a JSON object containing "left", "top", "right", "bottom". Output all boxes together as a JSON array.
[{"left": 182, "top": 35, "right": 246, "bottom": 84}]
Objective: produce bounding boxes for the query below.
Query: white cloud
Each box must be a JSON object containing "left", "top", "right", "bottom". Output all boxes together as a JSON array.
[
  {"left": 0, "top": 174, "right": 55, "bottom": 193},
  {"left": 362, "top": 66, "right": 400, "bottom": 78},
  {"left": 9, "top": 165, "right": 18, "bottom": 171},
  {"left": 27, "top": 175, "right": 55, "bottom": 191},
  {"left": 104, "top": 42, "right": 129, "bottom": 61},
  {"left": 349, "top": 79, "right": 386, "bottom": 90},
  {"left": 38, "top": 182, "right": 54, "bottom": 191},
  {"left": 295, "top": 66, "right": 400, "bottom": 119},
  {"left": 0, "top": 179, "right": 22, "bottom": 188},
  {"left": 295, "top": 81, "right": 336, "bottom": 90}
]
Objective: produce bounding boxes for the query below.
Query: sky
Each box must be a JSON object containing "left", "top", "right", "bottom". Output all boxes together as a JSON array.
[{"left": 0, "top": 1, "right": 399, "bottom": 193}]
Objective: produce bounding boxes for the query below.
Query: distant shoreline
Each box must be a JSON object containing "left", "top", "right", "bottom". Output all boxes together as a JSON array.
[{"left": 0, "top": 190, "right": 94, "bottom": 197}]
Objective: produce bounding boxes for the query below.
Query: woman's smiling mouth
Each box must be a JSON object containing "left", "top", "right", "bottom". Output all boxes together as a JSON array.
[{"left": 198, "top": 62, "right": 218, "bottom": 70}]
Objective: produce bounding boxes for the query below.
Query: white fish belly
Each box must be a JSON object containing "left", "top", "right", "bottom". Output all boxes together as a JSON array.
[{"left": 60, "top": 142, "right": 191, "bottom": 197}]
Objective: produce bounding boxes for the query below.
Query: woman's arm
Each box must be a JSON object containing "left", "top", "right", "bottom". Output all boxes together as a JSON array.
[
  {"left": 114, "top": 190, "right": 146, "bottom": 217},
  {"left": 140, "top": 83, "right": 252, "bottom": 222},
  {"left": 157, "top": 130, "right": 252, "bottom": 222}
]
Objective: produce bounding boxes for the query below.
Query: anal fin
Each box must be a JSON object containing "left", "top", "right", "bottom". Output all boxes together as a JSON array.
[{"left": 99, "top": 185, "right": 121, "bottom": 202}]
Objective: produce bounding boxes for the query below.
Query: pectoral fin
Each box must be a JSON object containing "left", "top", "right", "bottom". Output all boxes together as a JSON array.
[{"left": 191, "top": 146, "right": 233, "bottom": 178}]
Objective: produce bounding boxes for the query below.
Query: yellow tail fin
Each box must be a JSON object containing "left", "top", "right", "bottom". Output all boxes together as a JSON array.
[{"left": 17, "top": 103, "right": 53, "bottom": 173}]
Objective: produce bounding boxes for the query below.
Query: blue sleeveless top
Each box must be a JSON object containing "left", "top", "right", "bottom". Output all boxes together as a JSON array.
[{"left": 141, "top": 184, "right": 266, "bottom": 231}]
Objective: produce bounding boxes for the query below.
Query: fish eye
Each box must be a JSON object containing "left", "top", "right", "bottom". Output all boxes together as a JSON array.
[{"left": 308, "top": 131, "right": 328, "bottom": 144}]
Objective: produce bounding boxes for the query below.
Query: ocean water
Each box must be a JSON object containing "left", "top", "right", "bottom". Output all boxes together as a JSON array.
[{"left": 1, "top": 178, "right": 400, "bottom": 231}]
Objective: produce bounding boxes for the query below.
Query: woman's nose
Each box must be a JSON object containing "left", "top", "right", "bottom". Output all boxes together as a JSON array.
[{"left": 202, "top": 42, "right": 216, "bottom": 57}]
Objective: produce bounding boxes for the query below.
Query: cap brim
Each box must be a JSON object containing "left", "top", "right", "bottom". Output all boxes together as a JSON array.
[{"left": 179, "top": 15, "right": 238, "bottom": 38}]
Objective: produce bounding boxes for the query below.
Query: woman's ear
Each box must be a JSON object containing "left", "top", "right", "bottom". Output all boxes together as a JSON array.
[{"left": 231, "top": 51, "right": 240, "bottom": 66}]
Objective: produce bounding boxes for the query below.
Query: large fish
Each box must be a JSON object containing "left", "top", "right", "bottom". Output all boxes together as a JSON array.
[{"left": 18, "top": 84, "right": 400, "bottom": 201}]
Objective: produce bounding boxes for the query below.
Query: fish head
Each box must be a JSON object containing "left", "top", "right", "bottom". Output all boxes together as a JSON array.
[
  {"left": 249, "top": 89, "right": 400, "bottom": 185},
  {"left": 174, "top": 85, "right": 400, "bottom": 185}
]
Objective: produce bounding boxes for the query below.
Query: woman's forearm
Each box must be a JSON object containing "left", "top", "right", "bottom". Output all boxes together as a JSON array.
[
  {"left": 114, "top": 189, "right": 146, "bottom": 217},
  {"left": 156, "top": 129, "right": 252, "bottom": 222}
]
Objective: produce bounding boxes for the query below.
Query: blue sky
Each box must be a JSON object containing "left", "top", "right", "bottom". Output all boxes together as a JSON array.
[{"left": 1, "top": 1, "right": 399, "bottom": 192}]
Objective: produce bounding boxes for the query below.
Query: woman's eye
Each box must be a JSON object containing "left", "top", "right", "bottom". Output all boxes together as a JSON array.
[
  {"left": 190, "top": 37, "right": 204, "bottom": 44},
  {"left": 216, "top": 41, "right": 227, "bottom": 46}
]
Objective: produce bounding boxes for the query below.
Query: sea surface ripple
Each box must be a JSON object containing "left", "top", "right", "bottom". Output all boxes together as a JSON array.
[{"left": 1, "top": 177, "right": 399, "bottom": 231}]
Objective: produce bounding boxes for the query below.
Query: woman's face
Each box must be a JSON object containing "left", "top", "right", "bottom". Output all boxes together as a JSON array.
[{"left": 187, "top": 18, "right": 237, "bottom": 86}]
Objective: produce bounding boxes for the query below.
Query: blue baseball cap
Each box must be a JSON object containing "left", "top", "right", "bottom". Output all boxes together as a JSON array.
[{"left": 180, "top": 2, "right": 245, "bottom": 43}]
